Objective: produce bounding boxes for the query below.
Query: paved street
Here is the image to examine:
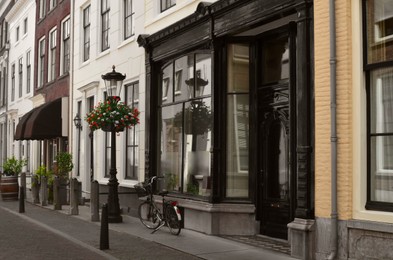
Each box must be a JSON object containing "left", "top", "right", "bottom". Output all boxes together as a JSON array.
[
  {"left": 0, "top": 199, "right": 296, "bottom": 260},
  {"left": 0, "top": 201, "right": 201, "bottom": 260},
  {"left": 0, "top": 206, "right": 110, "bottom": 260}
]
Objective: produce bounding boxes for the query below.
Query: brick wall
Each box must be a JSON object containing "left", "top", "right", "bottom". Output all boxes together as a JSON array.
[
  {"left": 314, "top": 0, "right": 353, "bottom": 220},
  {"left": 34, "top": 0, "right": 70, "bottom": 102}
]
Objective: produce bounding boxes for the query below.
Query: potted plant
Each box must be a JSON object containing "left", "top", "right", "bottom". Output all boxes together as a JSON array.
[
  {"left": 1, "top": 156, "right": 27, "bottom": 201},
  {"left": 85, "top": 96, "right": 140, "bottom": 132},
  {"left": 55, "top": 152, "right": 74, "bottom": 178},
  {"left": 54, "top": 152, "right": 73, "bottom": 205},
  {"left": 32, "top": 165, "right": 53, "bottom": 204}
]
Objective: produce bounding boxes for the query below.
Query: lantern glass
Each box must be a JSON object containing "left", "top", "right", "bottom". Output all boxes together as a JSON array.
[{"left": 102, "top": 66, "right": 126, "bottom": 98}]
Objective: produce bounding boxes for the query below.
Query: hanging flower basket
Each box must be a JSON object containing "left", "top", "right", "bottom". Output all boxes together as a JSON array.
[{"left": 85, "top": 96, "right": 140, "bottom": 132}]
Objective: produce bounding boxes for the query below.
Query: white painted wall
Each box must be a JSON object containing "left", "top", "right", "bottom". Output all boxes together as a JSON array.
[
  {"left": 5, "top": 0, "right": 37, "bottom": 175},
  {"left": 72, "top": 0, "right": 146, "bottom": 193}
]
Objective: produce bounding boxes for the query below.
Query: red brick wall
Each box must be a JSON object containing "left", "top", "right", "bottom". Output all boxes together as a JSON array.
[{"left": 34, "top": 0, "right": 70, "bottom": 103}]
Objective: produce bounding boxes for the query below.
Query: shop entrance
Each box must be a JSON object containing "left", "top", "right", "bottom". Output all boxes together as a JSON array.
[{"left": 256, "top": 32, "right": 294, "bottom": 240}]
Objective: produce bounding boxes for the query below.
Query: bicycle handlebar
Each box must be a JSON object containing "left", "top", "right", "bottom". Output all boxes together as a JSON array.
[{"left": 147, "top": 176, "right": 164, "bottom": 185}]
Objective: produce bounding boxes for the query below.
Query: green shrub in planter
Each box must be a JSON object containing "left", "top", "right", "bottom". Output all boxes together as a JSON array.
[{"left": 2, "top": 156, "right": 27, "bottom": 176}]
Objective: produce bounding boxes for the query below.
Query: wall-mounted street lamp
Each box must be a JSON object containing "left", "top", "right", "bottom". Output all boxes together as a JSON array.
[
  {"left": 73, "top": 114, "right": 82, "bottom": 177},
  {"left": 101, "top": 66, "right": 126, "bottom": 223}
]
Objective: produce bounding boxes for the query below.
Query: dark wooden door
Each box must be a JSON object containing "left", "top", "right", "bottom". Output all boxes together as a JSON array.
[{"left": 257, "top": 34, "right": 292, "bottom": 240}]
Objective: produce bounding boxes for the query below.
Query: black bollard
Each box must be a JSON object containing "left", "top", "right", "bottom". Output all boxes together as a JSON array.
[
  {"left": 19, "top": 186, "right": 25, "bottom": 213},
  {"left": 100, "top": 203, "right": 109, "bottom": 250}
]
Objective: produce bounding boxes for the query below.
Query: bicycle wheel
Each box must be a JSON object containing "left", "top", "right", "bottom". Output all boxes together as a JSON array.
[
  {"left": 138, "top": 201, "right": 160, "bottom": 229},
  {"left": 165, "top": 205, "right": 181, "bottom": 235}
]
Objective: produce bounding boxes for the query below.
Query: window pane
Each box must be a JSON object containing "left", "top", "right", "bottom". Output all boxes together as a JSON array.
[
  {"left": 160, "top": 104, "right": 183, "bottom": 192},
  {"left": 227, "top": 44, "right": 249, "bottom": 92},
  {"left": 226, "top": 95, "right": 249, "bottom": 198},
  {"left": 184, "top": 54, "right": 194, "bottom": 98},
  {"left": 370, "top": 136, "right": 393, "bottom": 203},
  {"left": 262, "top": 36, "right": 289, "bottom": 84},
  {"left": 173, "top": 56, "right": 189, "bottom": 102},
  {"left": 162, "top": 63, "right": 173, "bottom": 104},
  {"left": 226, "top": 43, "right": 249, "bottom": 198},
  {"left": 194, "top": 53, "right": 211, "bottom": 97},
  {"left": 370, "top": 67, "right": 393, "bottom": 133},
  {"left": 366, "top": 0, "right": 393, "bottom": 64},
  {"left": 182, "top": 98, "right": 212, "bottom": 196}
]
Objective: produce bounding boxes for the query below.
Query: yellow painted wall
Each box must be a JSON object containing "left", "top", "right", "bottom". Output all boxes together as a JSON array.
[{"left": 314, "top": 0, "right": 353, "bottom": 220}]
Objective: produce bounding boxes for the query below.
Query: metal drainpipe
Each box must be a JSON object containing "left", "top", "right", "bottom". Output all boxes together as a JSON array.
[{"left": 328, "top": 0, "right": 338, "bottom": 259}]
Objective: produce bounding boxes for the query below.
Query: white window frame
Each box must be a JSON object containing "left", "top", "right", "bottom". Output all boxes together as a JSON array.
[
  {"left": 48, "top": 28, "right": 57, "bottom": 82},
  {"left": 11, "top": 63, "right": 15, "bottom": 102},
  {"left": 39, "top": 0, "right": 46, "bottom": 19},
  {"left": 101, "top": 0, "right": 110, "bottom": 52},
  {"left": 82, "top": 5, "right": 90, "bottom": 62},
  {"left": 26, "top": 50, "right": 31, "bottom": 94},
  {"left": 123, "top": 0, "right": 135, "bottom": 40},
  {"left": 16, "top": 26, "right": 19, "bottom": 43},
  {"left": 49, "top": 0, "right": 56, "bottom": 11},
  {"left": 38, "top": 37, "right": 46, "bottom": 88},
  {"left": 61, "top": 17, "right": 70, "bottom": 75},
  {"left": 23, "top": 18, "right": 28, "bottom": 35},
  {"left": 18, "top": 57, "right": 23, "bottom": 98}
]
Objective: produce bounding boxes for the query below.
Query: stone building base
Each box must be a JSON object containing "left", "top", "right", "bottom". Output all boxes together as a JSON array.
[{"left": 287, "top": 218, "right": 315, "bottom": 259}]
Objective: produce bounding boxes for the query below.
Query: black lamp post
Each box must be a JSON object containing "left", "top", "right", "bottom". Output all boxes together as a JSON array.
[
  {"left": 101, "top": 66, "right": 126, "bottom": 223},
  {"left": 73, "top": 114, "right": 82, "bottom": 177}
]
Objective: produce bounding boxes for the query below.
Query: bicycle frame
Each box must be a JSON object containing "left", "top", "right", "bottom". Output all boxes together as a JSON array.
[{"left": 138, "top": 176, "right": 182, "bottom": 235}]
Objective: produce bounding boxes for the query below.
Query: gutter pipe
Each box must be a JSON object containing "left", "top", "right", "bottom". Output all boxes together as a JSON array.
[{"left": 328, "top": 0, "right": 338, "bottom": 259}]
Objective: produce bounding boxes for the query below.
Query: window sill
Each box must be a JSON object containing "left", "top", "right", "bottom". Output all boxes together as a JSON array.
[
  {"left": 117, "top": 35, "right": 135, "bottom": 50},
  {"left": 79, "top": 60, "right": 90, "bottom": 69},
  {"left": 97, "top": 49, "right": 110, "bottom": 60},
  {"left": 145, "top": 0, "right": 194, "bottom": 27}
]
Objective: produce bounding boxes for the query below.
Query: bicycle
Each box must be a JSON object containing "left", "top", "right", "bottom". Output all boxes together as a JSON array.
[{"left": 134, "top": 176, "right": 182, "bottom": 235}]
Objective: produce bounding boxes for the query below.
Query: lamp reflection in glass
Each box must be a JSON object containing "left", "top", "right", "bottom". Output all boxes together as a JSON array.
[{"left": 185, "top": 70, "right": 208, "bottom": 98}]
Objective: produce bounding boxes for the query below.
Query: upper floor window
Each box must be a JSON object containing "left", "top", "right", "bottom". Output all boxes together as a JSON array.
[
  {"left": 18, "top": 57, "right": 23, "bottom": 98},
  {"left": 62, "top": 18, "right": 70, "bottom": 74},
  {"left": 49, "top": 0, "right": 56, "bottom": 11},
  {"left": 38, "top": 37, "right": 46, "bottom": 87},
  {"left": 0, "top": 71, "right": 3, "bottom": 106},
  {"left": 26, "top": 51, "right": 31, "bottom": 94},
  {"left": 39, "top": 0, "right": 46, "bottom": 19},
  {"left": 161, "top": 0, "right": 176, "bottom": 12},
  {"left": 15, "top": 26, "right": 19, "bottom": 42},
  {"left": 83, "top": 5, "right": 90, "bottom": 61},
  {"left": 23, "top": 18, "right": 28, "bottom": 35},
  {"left": 16, "top": 26, "right": 20, "bottom": 42},
  {"left": 364, "top": 0, "right": 393, "bottom": 212},
  {"left": 48, "top": 29, "right": 57, "bottom": 82},
  {"left": 124, "top": 0, "right": 134, "bottom": 40},
  {"left": 101, "top": 0, "right": 110, "bottom": 51},
  {"left": 0, "top": 22, "right": 2, "bottom": 48},
  {"left": 11, "top": 63, "right": 15, "bottom": 101},
  {"left": 1, "top": 68, "right": 5, "bottom": 106},
  {"left": 2, "top": 22, "right": 7, "bottom": 47},
  {"left": 125, "top": 82, "right": 139, "bottom": 179}
]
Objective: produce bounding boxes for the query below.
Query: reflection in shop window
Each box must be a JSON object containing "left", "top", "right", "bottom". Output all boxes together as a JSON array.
[
  {"left": 226, "top": 43, "right": 250, "bottom": 198},
  {"left": 370, "top": 68, "right": 393, "bottom": 203},
  {"left": 366, "top": 0, "right": 393, "bottom": 64},
  {"left": 159, "top": 52, "right": 212, "bottom": 196}
]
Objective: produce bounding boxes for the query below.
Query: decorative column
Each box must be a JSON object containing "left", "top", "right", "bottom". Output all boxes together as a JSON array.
[{"left": 287, "top": 2, "right": 315, "bottom": 260}]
